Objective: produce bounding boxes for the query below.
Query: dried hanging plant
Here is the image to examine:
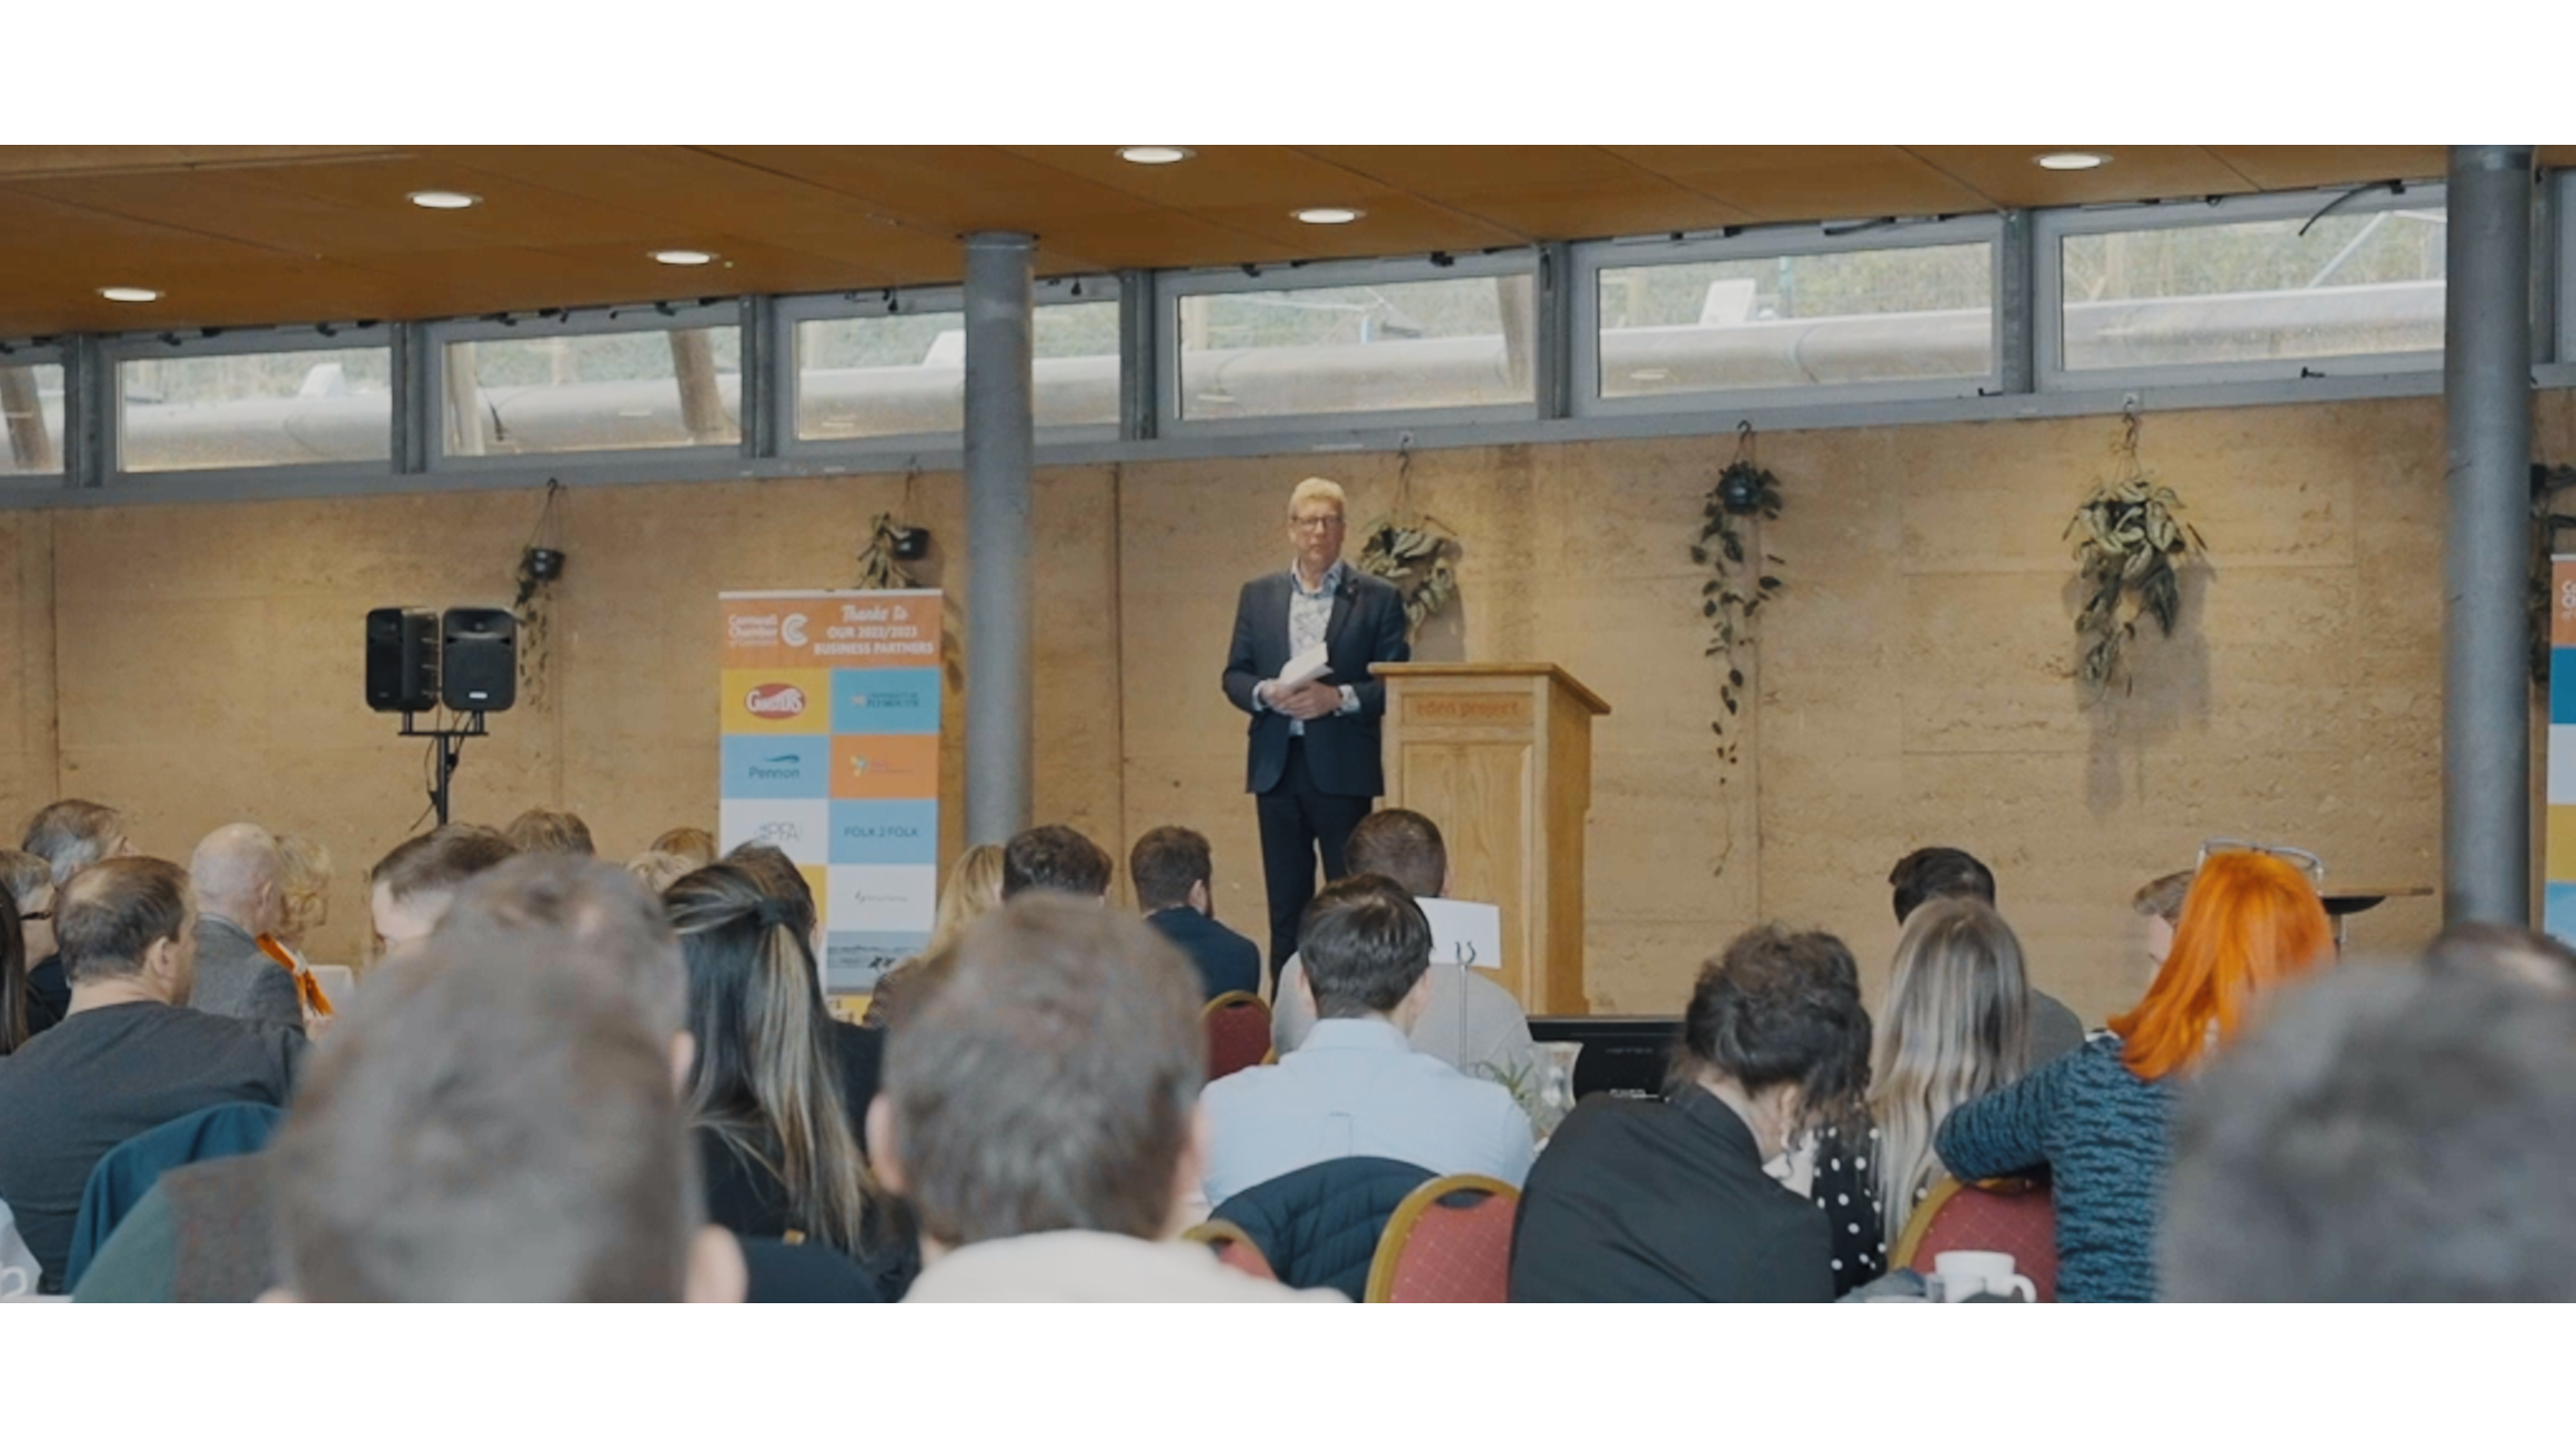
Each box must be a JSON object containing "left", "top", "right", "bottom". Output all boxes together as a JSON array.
[
  {"left": 857, "top": 512, "right": 917, "bottom": 590},
  {"left": 512, "top": 478, "right": 566, "bottom": 703},
  {"left": 1355, "top": 439, "right": 1462, "bottom": 639},
  {"left": 2526, "top": 462, "right": 2576, "bottom": 688},
  {"left": 2067, "top": 406, "right": 2203, "bottom": 699},
  {"left": 1694, "top": 423, "right": 1785, "bottom": 761}
]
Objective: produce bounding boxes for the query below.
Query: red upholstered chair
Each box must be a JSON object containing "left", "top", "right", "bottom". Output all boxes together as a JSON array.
[
  {"left": 1183, "top": 1219, "right": 1279, "bottom": 1282},
  {"left": 1359, "top": 1164, "right": 1514, "bottom": 1442},
  {"left": 1203, "top": 992, "right": 1273, "bottom": 1082},
  {"left": 1890, "top": 1176, "right": 2060, "bottom": 1302}
]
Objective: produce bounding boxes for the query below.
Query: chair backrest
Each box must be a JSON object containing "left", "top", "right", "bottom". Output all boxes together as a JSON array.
[
  {"left": 1359, "top": 1175, "right": 1514, "bottom": 1442},
  {"left": 65, "top": 1101, "right": 285, "bottom": 1293},
  {"left": 1203, "top": 991, "right": 1273, "bottom": 1082},
  {"left": 1891, "top": 1176, "right": 2059, "bottom": 1302},
  {"left": 1182, "top": 1219, "right": 1279, "bottom": 1281}
]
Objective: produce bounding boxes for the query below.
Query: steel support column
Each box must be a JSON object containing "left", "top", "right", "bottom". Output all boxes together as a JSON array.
[
  {"left": 2442, "top": 146, "right": 2536, "bottom": 925},
  {"left": 963, "top": 231, "right": 1036, "bottom": 845}
]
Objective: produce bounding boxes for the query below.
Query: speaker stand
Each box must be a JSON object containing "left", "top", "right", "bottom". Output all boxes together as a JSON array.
[{"left": 399, "top": 712, "right": 489, "bottom": 827}]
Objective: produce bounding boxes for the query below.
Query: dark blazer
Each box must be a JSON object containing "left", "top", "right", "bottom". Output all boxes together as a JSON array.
[
  {"left": 1221, "top": 567, "right": 1411, "bottom": 798},
  {"left": 1145, "top": 906, "right": 1262, "bottom": 1002},
  {"left": 1508, "top": 1088, "right": 1836, "bottom": 1303},
  {"left": 1212, "top": 1155, "right": 1434, "bottom": 1300},
  {"left": 187, "top": 917, "right": 306, "bottom": 1035}
]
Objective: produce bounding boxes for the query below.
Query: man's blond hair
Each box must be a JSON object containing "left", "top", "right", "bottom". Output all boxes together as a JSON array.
[{"left": 1288, "top": 477, "right": 1346, "bottom": 517}]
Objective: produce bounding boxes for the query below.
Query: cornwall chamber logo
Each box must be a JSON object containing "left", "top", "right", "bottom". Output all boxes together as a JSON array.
[
  {"left": 781, "top": 613, "right": 810, "bottom": 648},
  {"left": 744, "top": 683, "right": 808, "bottom": 719}
]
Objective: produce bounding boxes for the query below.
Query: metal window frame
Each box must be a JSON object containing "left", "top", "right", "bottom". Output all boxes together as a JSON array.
[
  {"left": 1571, "top": 214, "right": 2008, "bottom": 418},
  {"left": 2036, "top": 182, "right": 2451, "bottom": 392},
  {"left": 1155, "top": 249, "right": 1544, "bottom": 438},
  {"left": 775, "top": 273, "right": 1121, "bottom": 459},
  {"left": 426, "top": 298, "right": 752, "bottom": 473},
  {"left": 99, "top": 321, "right": 398, "bottom": 485},
  {"left": 0, "top": 342, "right": 70, "bottom": 485}
]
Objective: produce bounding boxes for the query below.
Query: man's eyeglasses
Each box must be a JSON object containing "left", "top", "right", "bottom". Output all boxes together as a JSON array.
[
  {"left": 16, "top": 910, "right": 47, "bottom": 922},
  {"left": 2198, "top": 836, "right": 2324, "bottom": 884},
  {"left": 1290, "top": 513, "right": 1343, "bottom": 533}
]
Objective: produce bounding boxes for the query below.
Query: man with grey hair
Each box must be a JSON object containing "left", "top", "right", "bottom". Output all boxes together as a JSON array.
[
  {"left": 17, "top": 799, "right": 131, "bottom": 1037},
  {"left": 1222, "top": 475, "right": 1413, "bottom": 974},
  {"left": 187, "top": 823, "right": 305, "bottom": 1033},
  {"left": 2162, "top": 963, "right": 2576, "bottom": 1301},
  {"left": 869, "top": 895, "right": 1336, "bottom": 1301}
]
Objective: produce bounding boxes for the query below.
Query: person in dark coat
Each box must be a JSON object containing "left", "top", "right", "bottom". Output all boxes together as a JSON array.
[
  {"left": 1219, "top": 476, "right": 1412, "bottom": 974},
  {"left": 1132, "top": 825, "right": 1261, "bottom": 1001},
  {"left": 1208, "top": 1155, "right": 1432, "bottom": 1300},
  {"left": 1494, "top": 922, "right": 1875, "bottom": 1442}
]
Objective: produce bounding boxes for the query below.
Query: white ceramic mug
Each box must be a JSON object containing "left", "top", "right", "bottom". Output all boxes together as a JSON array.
[
  {"left": 1934, "top": 1250, "right": 2038, "bottom": 1302},
  {"left": 0, "top": 1263, "right": 31, "bottom": 1300}
]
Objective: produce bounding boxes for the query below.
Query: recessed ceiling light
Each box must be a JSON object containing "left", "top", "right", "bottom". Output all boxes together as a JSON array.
[
  {"left": 650, "top": 249, "right": 717, "bottom": 266},
  {"left": 407, "top": 190, "right": 481, "bottom": 210},
  {"left": 767, "top": 16, "right": 860, "bottom": 41},
  {"left": 1118, "top": 146, "right": 1194, "bottom": 166},
  {"left": 1293, "top": 207, "right": 1364, "bottom": 226},
  {"left": 98, "top": 286, "right": 161, "bottom": 303},
  {"left": 2035, "top": 152, "right": 2109, "bottom": 171}
]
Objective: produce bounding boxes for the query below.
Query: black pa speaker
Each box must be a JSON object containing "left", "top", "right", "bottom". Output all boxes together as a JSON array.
[
  {"left": 365, "top": 607, "right": 440, "bottom": 714},
  {"left": 439, "top": 608, "right": 517, "bottom": 713}
]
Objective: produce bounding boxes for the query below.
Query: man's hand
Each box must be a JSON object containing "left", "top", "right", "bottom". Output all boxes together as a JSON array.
[{"left": 1272, "top": 680, "right": 1341, "bottom": 720}]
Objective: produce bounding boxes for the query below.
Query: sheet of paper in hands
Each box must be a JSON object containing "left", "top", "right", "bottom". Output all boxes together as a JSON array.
[
  {"left": 1419, "top": 897, "right": 1503, "bottom": 971},
  {"left": 1277, "top": 642, "right": 1332, "bottom": 690}
]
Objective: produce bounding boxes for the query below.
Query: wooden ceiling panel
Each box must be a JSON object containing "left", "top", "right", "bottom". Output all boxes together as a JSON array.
[
  {"left": 1001, "top": 146, "right": 1398, "bottom": 210},
  {"left": 0, "top": 186, "right": 293, "bottom": 270},
  {"left": 435, "top": 146, "right": 897, "bottom": 240},
  {"left": 0, "top": 146, "right": 398, "bottom": 180},
  {"left": 1612, "top": 145, "right": 1990, "bottom": 219},
  {"left": 2204, "top": 147, "right": 2448, "bottom": 191},
  {"left": 1298, "top": 146, "right": 1656, "bottom": 194},
  {"left": 753, "top": 220, "right": 988, "bottom": 288},
  {"left": 1017, "top": 210, "right": 1282, "bottom": 274},
  {"left": 0, "top": 259, "right": 415, "bottom": 337},
  {"left": 1191, "top": 192, "right": 1530, "bottom": 259},
  {"left": 701, "top": 146, "right": 1160, "bottom": 230},
  {"left": 1437, "top": 178, "right": 1754, "bottom": 240},
  {"left": 1904, "top": 146, "right": 2254, "bottom": 208}
]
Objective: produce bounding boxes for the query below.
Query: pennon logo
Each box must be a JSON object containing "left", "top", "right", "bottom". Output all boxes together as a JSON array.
[{"left": 745, "top": 683, "right": 807, "bottom": 719}]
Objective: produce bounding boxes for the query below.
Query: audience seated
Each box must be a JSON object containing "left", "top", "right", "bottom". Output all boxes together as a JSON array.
[
  {"left": 1002, "top": 823, "right": 1115, "bottom": 900},
  {"left": 1271, "top": 810, "right": 1538, "bottom": 1093},
  {"left": 367, "top": 823, "right": 515, "bottom": 955},
  {"left": 2131, "top": 868, "right": 2195, "bottom": 980},
  {"left": 266, "top": 933, "right": 745, "bottom": 1303},
  {"left": 1, "top": 885, "right": 27, "bottom": 1057},
  {"left": 652, "top": 826, "right": 719, "bottom": 869},
  {"left": 268, "top": 835, "right": 337, "bottom": 1026},
  {"left": 503, "top": 806, "right": 596, "bottom": 856},
  {"left": 1199, "top": 875, "right": 1534, "bottom": 1203},
  {"left": 185, "top": 824, "right": 304, "bottom": 1035},
  {"left": 2163, "top": 961, "right": 2576, "bottom": 1300},
  {"left": 1131, "top": 825, "right": 1261, "bottom": 1001},
  {"left": 18, "top": 799, "right": 132, "bottom": 1036},
  {"left": 1869, "top": 897, "right": 2032, "bottom": 1253},
  {"left": 869, "top": 894, "right": 1337, "bottom": 1301},
  {"left": 625, "top": 849, "right": 700, "bottom": 896},
  {"left": 1936, "top": 849, "right": 2334, "bottom": 1301},
  {"left": 0, "top": 857, "right": 305, "bottom": 1293},
  {"left": 862, "top": 842, "right": 1002, "bottom": 1029},
  {"left": 721, "top": 841, "right": 886, "bottom": 1136},
  {"left": 1509, "top": 925, "right": 1871, "bottom": 1302},
  {"left": 151, "top": 850, "right": 896, "bottom": 1442},
  {"left": 662, "top": 862, "right": 908, "bottom": 1295},
  {"left": 2421, "top": 919, "right": 2576, "bottom": 994},
  {"left": 2, "top": 848, "right": 55, "bottom": 1048},
  {"left": 1891, "top": 846, "right": 2084, "bottom": 1062}
]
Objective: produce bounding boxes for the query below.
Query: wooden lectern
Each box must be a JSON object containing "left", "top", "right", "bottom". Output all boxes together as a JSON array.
[{"left": 1373, "top": 663, "right": 1610, "bottom": 1016}]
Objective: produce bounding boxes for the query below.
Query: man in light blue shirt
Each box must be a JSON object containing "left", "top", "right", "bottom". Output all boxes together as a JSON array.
[{"left": 1199, "top": 875, "right": 1535, "bottom": 1204}]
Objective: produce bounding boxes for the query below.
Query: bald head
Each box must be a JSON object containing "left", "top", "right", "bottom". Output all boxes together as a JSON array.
[{"left": 190, "top": 823, "right": 285, "bottom": 935}]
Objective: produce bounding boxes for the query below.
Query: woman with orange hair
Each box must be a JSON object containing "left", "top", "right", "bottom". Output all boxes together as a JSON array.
[{"left": 1934, "top": 849, "right": 2334, "bottom": 1300}]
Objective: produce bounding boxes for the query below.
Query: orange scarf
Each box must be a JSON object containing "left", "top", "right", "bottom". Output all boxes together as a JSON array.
[{"left": 256, "top": 934, "right": 335, "bottom": 1018}]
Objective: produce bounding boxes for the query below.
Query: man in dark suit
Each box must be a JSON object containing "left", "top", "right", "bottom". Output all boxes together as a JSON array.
[
  {"left": 1221, "top": 477, "right": 1412, "bottom": 975},
  {"left": 1131, "top": 824, "right": 1260, "bottom": 1002}
]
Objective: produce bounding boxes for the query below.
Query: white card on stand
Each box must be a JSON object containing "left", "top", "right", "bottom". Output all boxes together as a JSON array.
[{"left": 1419, "top": 896, "right": 1503, "bottom": 970}]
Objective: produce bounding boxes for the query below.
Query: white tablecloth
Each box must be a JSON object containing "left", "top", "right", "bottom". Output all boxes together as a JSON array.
[{"left": 1586, "top": 1339, "right": 1896, "bottom": 1442}]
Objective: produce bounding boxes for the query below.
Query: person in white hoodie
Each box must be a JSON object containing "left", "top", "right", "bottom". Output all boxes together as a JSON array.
[{"left": 711, "top": 891, "right": 1432, "bottom": 1442}]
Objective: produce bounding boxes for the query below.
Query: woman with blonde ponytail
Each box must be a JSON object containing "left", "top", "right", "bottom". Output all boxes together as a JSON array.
[
  {"left": 663, "top": 863, "right": 904, "bottom": 1290},
  {"left": 1868, "top": 896, "right": 2033, "bottom": 1249}
]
